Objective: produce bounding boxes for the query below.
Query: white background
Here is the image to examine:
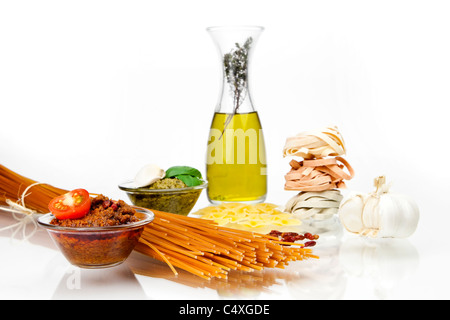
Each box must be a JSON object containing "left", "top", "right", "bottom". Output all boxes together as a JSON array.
[{"left": 1, "top": 0, "right": 449, "bottom": 300}]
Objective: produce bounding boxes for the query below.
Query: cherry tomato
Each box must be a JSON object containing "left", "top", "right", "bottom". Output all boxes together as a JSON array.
[{"left": 48, "top": 189, "right": 91, "bottom": 220}]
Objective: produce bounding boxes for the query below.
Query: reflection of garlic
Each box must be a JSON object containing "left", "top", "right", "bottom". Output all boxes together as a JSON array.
[
  {"left": 339, "top": 176, "right": 419, "bottom": 238},
  {"left": 339, "top": 237, "right": 420, "bottom": 299}
]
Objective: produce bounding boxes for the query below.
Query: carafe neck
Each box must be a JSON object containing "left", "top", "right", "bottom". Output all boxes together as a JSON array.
[{"left": 207, "top": 26, "right": 264, "bottom": 114}]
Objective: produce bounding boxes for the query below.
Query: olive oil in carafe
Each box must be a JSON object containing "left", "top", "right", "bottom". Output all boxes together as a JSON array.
[{"left": 206, "top": 112, "right": 267, "bottom": 203}]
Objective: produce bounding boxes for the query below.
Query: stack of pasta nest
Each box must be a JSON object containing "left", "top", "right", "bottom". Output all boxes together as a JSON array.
[{"left": 282, "top": 126, "right": 355, "bottom": 221}]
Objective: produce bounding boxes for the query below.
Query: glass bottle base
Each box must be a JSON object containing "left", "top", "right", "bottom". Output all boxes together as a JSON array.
[{"left": 207, "top": 194, "right": 267, "bottom": 206}]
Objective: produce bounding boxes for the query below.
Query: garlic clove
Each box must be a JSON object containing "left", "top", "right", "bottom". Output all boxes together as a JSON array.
[
  {"left": 362, "top": 196, "right": 381, "bottom": 232},
  {"left": 398, "top": 195, "right": 420, "bottom": 238},
  {"left": 378, "top": 194, "right": 420, "bottom": 238},
  {"left": 339, "top": 194, "right": 366, "bottom": 234},
  {"left": 133, "top": 164, "right": 165, "bottom": 188}
]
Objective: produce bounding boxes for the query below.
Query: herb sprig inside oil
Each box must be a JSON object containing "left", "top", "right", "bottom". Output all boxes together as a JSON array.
[{"left": 221, "top": 37, "right": 253, "bottom": 136}]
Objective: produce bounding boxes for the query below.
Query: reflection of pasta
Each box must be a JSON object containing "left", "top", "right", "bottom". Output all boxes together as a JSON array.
[{"left": 194, "top": 203, "right": 301, "bottom": 228}]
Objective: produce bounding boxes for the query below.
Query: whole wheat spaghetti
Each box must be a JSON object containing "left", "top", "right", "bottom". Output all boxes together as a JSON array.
[
  {"left": 0, "top": 164, "right": 318, "bottom": 279},
  {"left": 136, "top": 210, "right": 318, "bottom": 280},
  {"left": 0, "top": 164, "right": 67, "bottom": 213}
]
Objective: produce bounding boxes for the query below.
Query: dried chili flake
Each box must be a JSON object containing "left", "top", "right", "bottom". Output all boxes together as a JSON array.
[{"left": 268, "top": 230, "right": 319, "bottom": 246}]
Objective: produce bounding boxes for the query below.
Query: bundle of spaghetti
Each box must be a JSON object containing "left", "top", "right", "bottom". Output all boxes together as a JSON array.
[
  {"left": 135, "top": 209, "right": 318, "bottom": 280},
  {"left": 0, "top": 164, "right": 68, "bottom": 213},
  {"left": 0, "top": 165, "right": 319, "bottom": 280}
]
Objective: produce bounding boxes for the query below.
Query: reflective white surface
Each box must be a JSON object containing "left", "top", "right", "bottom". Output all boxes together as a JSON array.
[
  {"left": 1, "top": 192, "right": 448, "bottom": 300},
  {"left": 1, "top": 0, "right": 450, "bottom": 300}
]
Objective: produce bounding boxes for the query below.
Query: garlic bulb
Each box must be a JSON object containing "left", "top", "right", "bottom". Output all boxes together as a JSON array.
[{"left": 339, "top": 176, "right": 419, "bottom": 238}]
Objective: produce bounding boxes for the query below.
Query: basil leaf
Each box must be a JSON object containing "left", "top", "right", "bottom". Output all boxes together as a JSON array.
[
  {"left": 165, "top": 166, "right": 202, "bottom": 179},
  {"left": 175, "top": 174, "right": 203, "bottom": 187}
]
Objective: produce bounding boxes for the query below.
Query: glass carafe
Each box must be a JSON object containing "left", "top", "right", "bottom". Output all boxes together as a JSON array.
[{"left": 206, "top": 26, "right": 267, "bottom": 204}]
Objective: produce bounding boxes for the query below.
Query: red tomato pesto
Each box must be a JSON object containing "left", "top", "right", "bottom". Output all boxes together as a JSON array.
[
  {"left": 50, "top": 194, "right": 139, "bottom": 227},
  {"left": 48, "top": 195, "right": 143, "bottom": 267}
]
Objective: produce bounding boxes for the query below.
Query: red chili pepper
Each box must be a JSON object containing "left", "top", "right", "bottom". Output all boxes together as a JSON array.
[
  {"left": 267, "top": 230, "right": 319, "bottom": 247},
  {"left": 304, "top": 241, "right": 316, "bottom": 247}
]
